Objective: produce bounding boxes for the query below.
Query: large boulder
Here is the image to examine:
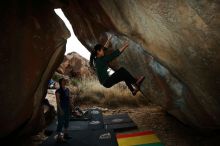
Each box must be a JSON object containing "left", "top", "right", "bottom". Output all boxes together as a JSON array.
[
  {"left": 57, "top": 52, "right": 93, "bottom": 78},
  {"left": 0, "top": 1, "right": 70, "bottom": 138},
  {"left": 0, "top": 0, "right": 219, "bottom": 139},
  {"left": 62, "top": 0, "right": 220, "bottom": 130}
]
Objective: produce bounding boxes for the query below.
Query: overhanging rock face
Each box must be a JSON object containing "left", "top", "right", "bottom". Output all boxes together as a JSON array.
[
  {"left": 0, "top": 0, "right": 219, "bottom": 139},
  {"left": 62, "top": 0, "right": 220, "bottom": 130}
]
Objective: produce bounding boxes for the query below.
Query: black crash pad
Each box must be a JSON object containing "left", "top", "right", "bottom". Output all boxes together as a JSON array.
[
  {"left": 88, "top": 109, "right": 104, "bottom": 130},
  {"left": 103, "top": 114, "right": 137, "bottom": 131},
  {"left": 89, "top": 109, "right": 103, "bottom": 121},
  {"left": 45, "top": 109, "right": 105, "bottom": 136},
  {"left": 104, "top": 114, "right": 132, "bottom": 124},
  {"left": 40, "top": 129, "right": 118, "bottom": 146},
  {"left": 69, "top": 116, "right": 90, "bottom": 121},
  {"left": 105, "top": 122, "right": 137, "bottom": 131},
  {"left": 45, "top": 119, "right": 89, "bottom": 136}
]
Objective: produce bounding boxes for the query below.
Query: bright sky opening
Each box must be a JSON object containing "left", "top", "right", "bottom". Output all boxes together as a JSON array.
[{"left": 54, "top": 9, "right": 90, "bottom": 60}]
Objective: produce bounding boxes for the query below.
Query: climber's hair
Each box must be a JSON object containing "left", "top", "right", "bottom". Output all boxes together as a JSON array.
[{"left": 89, "top": 44, "right": 103, "bottom": 71}]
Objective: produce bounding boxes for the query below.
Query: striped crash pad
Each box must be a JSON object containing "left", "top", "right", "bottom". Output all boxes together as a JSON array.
[{"left": 116, "top": 131, "right": 164, "bottom": 146}]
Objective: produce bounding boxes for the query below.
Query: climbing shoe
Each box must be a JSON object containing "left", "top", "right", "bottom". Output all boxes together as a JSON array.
[{"left": 132, "top": 88, "right": 139, "bottom": 96}]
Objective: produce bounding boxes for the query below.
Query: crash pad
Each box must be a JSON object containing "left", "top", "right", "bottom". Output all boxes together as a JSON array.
[
  {"left": 40, "top": 129, "right": 118, "bottom": 146},
  {"left": 104, "top": 114, "right": 137, "bottom": 131},
  {"left": 44, "top": 119, "right": 89, "bottom": 136},
  {"left": 116, "top": 131, "right": 164, "bottom": 146},
  {"left": 88, "top": 109, "right": 104, "bottom": 130}
]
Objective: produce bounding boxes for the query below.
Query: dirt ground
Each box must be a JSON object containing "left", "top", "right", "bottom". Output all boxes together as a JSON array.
[
  {"left": 30, "top": 90, "right": 220, "bottom": 146},
  {"left": 81, "top": 104, "right": 220, "bottom": 146},
  {"left": 29, "top": 103, "right": 220, "bottom": 146}
]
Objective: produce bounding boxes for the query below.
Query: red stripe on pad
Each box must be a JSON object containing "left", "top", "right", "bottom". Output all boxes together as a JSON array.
[{"left": 117, "top": 131, "right": 155, "bottom": 139}]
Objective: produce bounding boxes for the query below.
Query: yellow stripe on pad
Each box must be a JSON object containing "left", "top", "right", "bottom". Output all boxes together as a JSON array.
[{"left": 117, "top": 131, "right": 162, "bottom": 146}]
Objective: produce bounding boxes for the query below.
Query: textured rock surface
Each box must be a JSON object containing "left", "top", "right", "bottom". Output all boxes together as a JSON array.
[
  {"left": 57, "top": 52, "right": 93, "bottom": 78},
  {"left": 0, "top": 0, "right": 219, "bottom": 139},
  {"left": 62, "top": 0, "right": 220, "bottom": 130},
  {"left": 0, "top": 1, "right": 70, "bottom": 138}
]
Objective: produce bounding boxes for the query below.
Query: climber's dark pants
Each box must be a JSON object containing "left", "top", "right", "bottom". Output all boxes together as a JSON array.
[
  {"left": 103, "top": 67, "right": 136, "bottom": 92},
  {"left": 56, "top": 107, "right": 70, "bottom": 133}
]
